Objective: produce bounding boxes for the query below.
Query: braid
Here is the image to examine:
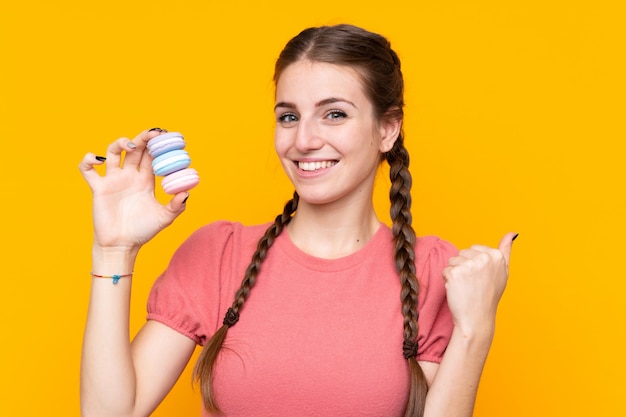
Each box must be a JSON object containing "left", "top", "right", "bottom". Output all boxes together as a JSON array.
[
  {"left": 231, "top": 192, "right": 298, "bottom": 315},
  {"left": 386, "top": 136, "right": 428, "bottom": 417},
  {"left": 193, "top": 192, "right": 299, "bottom": 413}
]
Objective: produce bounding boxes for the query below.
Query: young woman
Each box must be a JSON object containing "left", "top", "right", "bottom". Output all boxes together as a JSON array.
[{"left": 79, "top": 24, "right": 515, "bottom": 417}]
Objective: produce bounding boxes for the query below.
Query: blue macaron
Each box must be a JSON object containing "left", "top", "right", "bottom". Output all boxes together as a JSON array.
[{"left": 151, "top": 149, "right": 191, "bottom": 176}]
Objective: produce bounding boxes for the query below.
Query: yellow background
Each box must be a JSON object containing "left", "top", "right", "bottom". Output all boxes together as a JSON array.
[{"left": 1, "top": 1, "right": 624, "bottom": 416}]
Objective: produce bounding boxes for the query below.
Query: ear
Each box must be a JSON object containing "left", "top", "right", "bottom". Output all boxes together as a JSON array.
[{"left": 378, "top": 115, "right": 402, "bottom": 153}]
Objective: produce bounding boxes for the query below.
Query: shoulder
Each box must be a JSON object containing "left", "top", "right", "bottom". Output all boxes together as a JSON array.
[
  {"left": 163, "top": 221, "right": 272, "bottom": 272},
  {"left": 178, "top": 220, "right": 271, "bottom": 251},
  {"left": 415, "top": 235, "right": 457, "bottom": 291},
  {"left": 412, "top": 235, "right": 456, "bottom": 303},
  {"left": 415, "top": 235, "right": 458, "bottom": 262},
  {"left": 378, "top": 225, "right": 457, "bottom": 269},
  {"left": 148, "top": 221, "right": 274, "bottom": 341},
  {"left": 185, "top": 220, "right": 268, "bottom": 241}
]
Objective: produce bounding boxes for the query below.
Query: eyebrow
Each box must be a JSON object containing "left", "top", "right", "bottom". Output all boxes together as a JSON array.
[{"left": 274, "top": 97, "right": 358, "bottom": 111}]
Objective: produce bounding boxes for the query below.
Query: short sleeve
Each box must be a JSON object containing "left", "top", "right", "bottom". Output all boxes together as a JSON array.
[
  {"left": 146, "top": 221, "right": 236, "bottom": 345},
  {"left": 415, "top": 236, "right": 458, "bottom": 363}
]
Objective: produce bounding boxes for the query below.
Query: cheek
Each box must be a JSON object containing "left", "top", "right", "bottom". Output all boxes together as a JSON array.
[
  {"left": 357, "top": 125, "right": 383, "bottom": 155},
  {"left": 274, "top": 130, "right": 288, "bottom": 156}
]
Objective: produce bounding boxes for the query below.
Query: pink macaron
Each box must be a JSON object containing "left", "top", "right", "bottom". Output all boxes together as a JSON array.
[{"left": 161, "top": 168, "right": 200, "bottom": 194}]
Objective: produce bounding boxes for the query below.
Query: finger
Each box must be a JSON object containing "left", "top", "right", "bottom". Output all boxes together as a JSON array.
[
  {"left": 458, "top": 247, "right": 482, "bottom": 259},
  {"left": 447, "top": 256, "right": 465, "bottom": 267},
  {"left": 134, "top": 129, "right": 169, "bottom": 172},
  {"left": 469, "top": 244, "right": 491, "bottom": 252},
  {"left": 498, "top": 232, "right": 519, "bottom": 267},
  {"left": 469, "top": 244, "right": 503, "bottom": 262},
  {"left": 121, "top": 129, "right": 165, "bottom": 169},
  {"left": 104, "top": 137, "right": 135, "bottom": 173},
  {"left": 442, "top": 265, "right": 453, "bottom": 283},
  {"left": 138, "top": 128, "right": 168, "bottom": 147},
  {"left": 162, "top": 192, "right": 189, "bottom": 222},
  {"left": 79, "top": 153, "right": 105, "bottom": 188},
  {"left": 147, "top": 127, "right": 169, "bottom": 134}
]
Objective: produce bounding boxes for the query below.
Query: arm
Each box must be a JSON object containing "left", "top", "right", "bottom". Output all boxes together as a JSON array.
[
  {"left": 422, "top": 233, "right": 517, "bottom": 417},
  {"left": 421, "top": 326, "right": 493, "bottom": 416},
  {"left": 82, "top": 289, "right": 195, "bottom": 417},
  {"left": 79, "top": 130, "right": 192, "bottom": 417}
]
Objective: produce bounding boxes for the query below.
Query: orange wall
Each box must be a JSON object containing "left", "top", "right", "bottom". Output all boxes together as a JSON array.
[{"left": 1, "top": 1, "right": 624, "bottom": 416}]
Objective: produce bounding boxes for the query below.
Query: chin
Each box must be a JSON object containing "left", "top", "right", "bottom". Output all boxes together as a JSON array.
[
  {"left": 293, "top": 186, "right": 355, "bottom": 207},
  {"left": 295, "top": 193, "right": 336, "bottom": 206}
]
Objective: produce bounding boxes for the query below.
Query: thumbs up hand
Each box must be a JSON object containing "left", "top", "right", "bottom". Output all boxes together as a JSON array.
[{"left": 443, "top": 232, "right": 518, "bottom": 337}]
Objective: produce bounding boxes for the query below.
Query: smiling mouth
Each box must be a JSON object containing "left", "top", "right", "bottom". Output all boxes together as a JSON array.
[{"left": 297, "top": 160, "right": 338, "bottom": 171}]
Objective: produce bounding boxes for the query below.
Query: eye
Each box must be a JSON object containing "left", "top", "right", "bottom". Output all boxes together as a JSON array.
[
  {"left": 277, "top": 112, "right": 298, "bottom": 125},
  {"left": 325, "top": 110, "right": 347, "bottom": 120}
]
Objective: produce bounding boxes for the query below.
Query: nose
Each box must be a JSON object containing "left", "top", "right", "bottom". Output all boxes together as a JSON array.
[{"left": 294, "top": 119, "right": 324, "bottom": 153}]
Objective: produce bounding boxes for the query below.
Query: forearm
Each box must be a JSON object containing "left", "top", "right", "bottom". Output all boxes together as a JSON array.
[
  {"left": 424, "top": 324, "right": 494, "bottom": 417},
  {"left": 80, "top": 246, "right": 139, "bottom": 417}
]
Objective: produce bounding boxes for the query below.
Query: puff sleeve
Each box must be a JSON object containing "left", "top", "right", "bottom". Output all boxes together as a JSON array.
[
  {"left": 146, "top": 221, "right": 238, "bottom": 345},
  {"left": 415, "top": 236, "right": 458, "bottom": 363}
]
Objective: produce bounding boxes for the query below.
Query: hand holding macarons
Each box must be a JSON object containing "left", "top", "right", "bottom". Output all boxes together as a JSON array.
[
  {"left": 147, "top": 132, "right": 200, "bottom": 194},
  {"left": 79, "top": 129, "right": 197, "bottom": 250}
]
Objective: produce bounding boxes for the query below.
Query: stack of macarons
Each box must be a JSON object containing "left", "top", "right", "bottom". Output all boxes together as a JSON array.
[{"left": 147, "top": 132, "right": 200, "bottom": 195}]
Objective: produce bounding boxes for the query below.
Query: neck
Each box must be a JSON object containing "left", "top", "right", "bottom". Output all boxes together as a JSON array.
[{"left": 287, "top": 198, "right": 381, "bottom": 259}]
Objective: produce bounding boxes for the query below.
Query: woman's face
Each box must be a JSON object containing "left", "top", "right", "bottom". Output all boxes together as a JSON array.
[{"left": 274, "top": 60, "right": 399, "bottom": 207}]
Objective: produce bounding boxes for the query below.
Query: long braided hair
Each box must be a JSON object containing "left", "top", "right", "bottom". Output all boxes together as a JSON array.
[{"left": 194, "top": 24, "right": 427, "bottom": 417}]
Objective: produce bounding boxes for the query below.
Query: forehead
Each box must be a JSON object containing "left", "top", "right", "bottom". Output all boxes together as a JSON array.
[{"left": 275, "top": 60, "right": 369, "bottom": 104}]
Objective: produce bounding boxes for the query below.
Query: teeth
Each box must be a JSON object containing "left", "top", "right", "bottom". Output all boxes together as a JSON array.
[{"left": 298, "top": 161, "right": 337, "bottom": 171}]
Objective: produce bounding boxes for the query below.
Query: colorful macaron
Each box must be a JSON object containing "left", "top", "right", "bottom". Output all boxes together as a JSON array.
[
  {"left": 147, "top": 132, "right": 200, "bottom": 194},
  {"left": 152, "top": 149, "right": 191, "bottom": 176},
  {"left": 161, "top": 168, "right": 200, "bottom": 195},
  {"left": 146, "top": 132, "right": 186, "bottom": 158}
]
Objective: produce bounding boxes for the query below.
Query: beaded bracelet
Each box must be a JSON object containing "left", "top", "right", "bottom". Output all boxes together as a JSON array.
[{"left": 91, "top": 272, "right": 133, "bottom": 284}]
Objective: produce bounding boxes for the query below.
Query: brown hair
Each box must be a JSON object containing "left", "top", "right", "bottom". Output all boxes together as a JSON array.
[{"left": 194, "top": 24, "right": 427, "bottom": 417}]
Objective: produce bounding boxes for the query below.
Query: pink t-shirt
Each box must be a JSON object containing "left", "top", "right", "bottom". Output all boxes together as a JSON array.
[{"left": 148, "top": 221, "right": 457, "bottom": 417}]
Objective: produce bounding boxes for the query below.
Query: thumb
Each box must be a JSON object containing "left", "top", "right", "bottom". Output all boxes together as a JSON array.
[
  {"left": 498, "top": 232, "right": 519, "bottom": 267},
  {"left": 164, "top": 192, "right": 189, "bottom": 219}
]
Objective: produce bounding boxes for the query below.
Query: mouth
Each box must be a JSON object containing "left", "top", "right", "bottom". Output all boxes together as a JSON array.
[{"left": 297, "top": 160, "right": 338, "bottom": 172}]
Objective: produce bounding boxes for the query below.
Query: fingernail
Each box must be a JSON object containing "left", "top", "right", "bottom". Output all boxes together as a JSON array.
[
  {"left": 182, "top": 193, "right": 189, "bottom": 204},
  {"left": 148, "top": 127, "right": 162, "bottom": 132},
  {"left": 127, "top": 142, "right": 137, "bottom": 149},
  {"left": 95, "top": 156, "right": 106, "bottom": 162},
  {"left": 512, "top": 233, "right": 519, "bottom": 242}
]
